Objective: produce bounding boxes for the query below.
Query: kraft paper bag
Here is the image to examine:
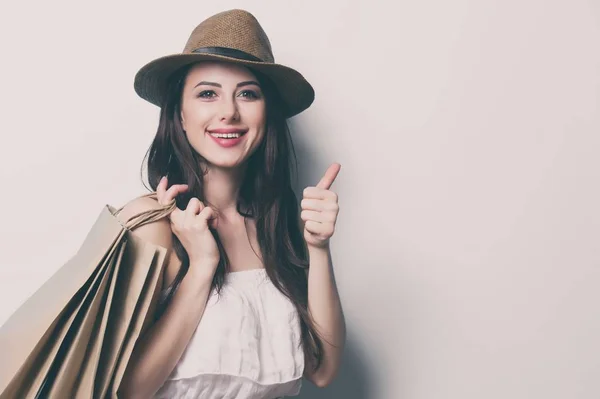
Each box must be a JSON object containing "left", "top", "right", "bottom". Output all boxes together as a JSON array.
[{"left": 0, "top": 192, "right": 176, "bottom": 398}]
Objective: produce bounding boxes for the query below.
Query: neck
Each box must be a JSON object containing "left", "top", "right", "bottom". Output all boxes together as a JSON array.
[{"left": 202, "top": 164, "right": 247, "bottom": 220}]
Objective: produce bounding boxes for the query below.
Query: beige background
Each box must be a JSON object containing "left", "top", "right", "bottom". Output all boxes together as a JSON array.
[{"left": 0, "top": 1, "right": 599, "bottom": 398}]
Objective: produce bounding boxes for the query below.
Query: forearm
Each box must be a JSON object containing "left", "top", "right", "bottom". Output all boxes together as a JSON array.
[
  {"left": 118, "top": 267, "right": 214, "bottom": 399},
  {"left": 305, "top": 244, "right": 346, "bottom": 387}
]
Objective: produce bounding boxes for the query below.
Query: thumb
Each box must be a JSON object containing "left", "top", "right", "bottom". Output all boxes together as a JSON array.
[{"left": 316, "top": 163, "right": 341, "bottom": 190}]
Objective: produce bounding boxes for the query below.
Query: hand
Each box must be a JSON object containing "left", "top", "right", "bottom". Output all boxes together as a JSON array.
[
  {"left": 157, "top": 176, "right": 221, "bottom": 270},
  {"left": 300, "top": 163, "right": 341, "bottom": 249}
]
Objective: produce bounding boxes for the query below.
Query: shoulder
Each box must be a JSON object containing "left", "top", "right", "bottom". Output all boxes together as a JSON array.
[
  {"left": 116, "top": 195, "right": 174, "bottom": 250},
  {"left": 116, "top": 195, "right": 183, "bottom": 290}
]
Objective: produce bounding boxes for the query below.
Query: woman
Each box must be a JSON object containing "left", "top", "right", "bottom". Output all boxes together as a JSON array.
[{"left": 116, "top": 9, "right": 345, "bottom": 399}]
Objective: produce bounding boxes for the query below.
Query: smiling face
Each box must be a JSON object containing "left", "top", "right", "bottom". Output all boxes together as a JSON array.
[{"left": 179, "top": 61, "right": 267, "bottom": 170}]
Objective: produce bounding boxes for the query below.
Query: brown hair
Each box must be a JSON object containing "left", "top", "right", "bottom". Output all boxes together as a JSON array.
[{"left": 141, "top": 63, "right": 324, "bottom": 372}]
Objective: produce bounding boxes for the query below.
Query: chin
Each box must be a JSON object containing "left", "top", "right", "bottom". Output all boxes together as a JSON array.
[{"left": 205, "top": 158, "right": 247, "bottom": 170}]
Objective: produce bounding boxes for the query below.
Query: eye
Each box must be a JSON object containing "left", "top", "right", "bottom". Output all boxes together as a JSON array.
[
  {"left": 238, "top": 90, "right": 261, "bottom": 100},
  {"left": 197, "top": 90, "right": 217, "bottom": 99}
]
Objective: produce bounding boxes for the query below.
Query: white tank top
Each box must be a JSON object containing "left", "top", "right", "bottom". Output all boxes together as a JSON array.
[{"left": 153, "top": 268, "right": 305, "bottom": 398}]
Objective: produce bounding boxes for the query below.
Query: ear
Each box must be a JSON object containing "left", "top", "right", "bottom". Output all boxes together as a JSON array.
[{"left": 180, "top": 111, "right": 186, "bottom": 131}]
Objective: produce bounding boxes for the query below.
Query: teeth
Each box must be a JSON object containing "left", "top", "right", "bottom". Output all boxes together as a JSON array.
[{"left": 210, "top": 133, "right": 242, "bottom": 138}]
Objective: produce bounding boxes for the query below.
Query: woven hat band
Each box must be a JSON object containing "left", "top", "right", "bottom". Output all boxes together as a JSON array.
[{"left": 191, "top": 47, "right": 263, "bottom": 62}]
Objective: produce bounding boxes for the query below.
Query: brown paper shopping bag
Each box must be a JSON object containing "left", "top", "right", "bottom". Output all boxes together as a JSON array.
[{"left": 0, "top": 192, "right": 176, "bottom": 398}]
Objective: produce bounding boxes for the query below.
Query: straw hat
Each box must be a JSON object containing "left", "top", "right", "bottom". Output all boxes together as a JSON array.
[{"left": 133, "top": 9, "right": 314, "bottom": 118}]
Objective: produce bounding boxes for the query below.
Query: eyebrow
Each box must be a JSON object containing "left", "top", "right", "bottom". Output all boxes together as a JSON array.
[{"left": 194, "top": 80, "right": 261, "bottom": 89}]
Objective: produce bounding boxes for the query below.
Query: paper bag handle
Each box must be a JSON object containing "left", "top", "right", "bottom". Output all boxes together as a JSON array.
[{"left": 114, "top": 192, "right": 177, "bottom": 231}]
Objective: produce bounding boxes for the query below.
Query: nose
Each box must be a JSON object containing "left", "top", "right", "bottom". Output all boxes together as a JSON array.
[{"left": 218, "top": 97, "right": 240, "bottom": 123}]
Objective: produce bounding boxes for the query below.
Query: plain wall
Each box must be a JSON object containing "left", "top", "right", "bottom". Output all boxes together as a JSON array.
[{"left": 0, "top": 1, "right": 598, "bottom": 398}]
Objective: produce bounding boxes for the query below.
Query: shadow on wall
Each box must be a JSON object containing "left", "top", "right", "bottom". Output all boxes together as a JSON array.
[
  {"left": 298, "top": 338, "right": 374, "bottom": 399},
  {"left": 291, "top": 120, "right": 375, "bottom": 399}
]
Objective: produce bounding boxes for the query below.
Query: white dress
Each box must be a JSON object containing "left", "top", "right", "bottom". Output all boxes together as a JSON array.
[{"left": 153, "top": 268, "right": 305, "bottom": 399}]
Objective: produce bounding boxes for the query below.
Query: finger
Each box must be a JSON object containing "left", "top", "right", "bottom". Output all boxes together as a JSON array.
[
  {"left": 302, "top": 209, "right": 337, "bottom": 224},
  {"left": 197, "top": 205, "right": 219, "bottom": 229},
  {"left": 301, "top": 210, "right": 328, "bottom": 223},
  {"left": 184, "top": 198, "right": 204, "bottom": 226},
  {"left": 157, "top": 176, "right": 168, "bottom": 201},
  {"left": 163, "top": 183, "right": 189, "bottom": 205},
  {"left": 315, "top": 163, "right": 341, "bottom": 190},
  {"left": 304, "top": 220, "right": 334, "bottom": 235},
  {"left": 156, "top": 176, "right": 189, "bottom": 205},
  {"left": 168, "top": 207, "right": 183, "bottom": 228},
  {"left": 301, "top": 198, "right": 323, "bottom": 211},
  {"left": 301, "top": 198, "right": 339, "bottom": 212},
  {"left": 303, "top": 187, "right": 338, "bottom": 201}
]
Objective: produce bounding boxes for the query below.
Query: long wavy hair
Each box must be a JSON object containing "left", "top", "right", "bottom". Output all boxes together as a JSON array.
[{"left": 140, "top": 62, "right": 324, "bottom": 372}]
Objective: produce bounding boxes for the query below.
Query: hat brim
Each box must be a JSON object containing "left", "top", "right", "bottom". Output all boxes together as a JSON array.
[{"left": 134, "top": 53, "right": 315, "bottom": 118}]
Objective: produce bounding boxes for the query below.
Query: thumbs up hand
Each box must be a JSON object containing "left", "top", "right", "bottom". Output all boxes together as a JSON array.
[{"left": 300, "top": 163, "right": 341, "bottom": 249}]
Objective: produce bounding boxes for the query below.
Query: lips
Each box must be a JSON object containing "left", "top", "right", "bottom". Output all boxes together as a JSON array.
[
  {"left": 207, "top": 128, "right": 248, "bottom": 148},
  {"left": 208, "top": 127, "right": 248, "bottom": 134}
]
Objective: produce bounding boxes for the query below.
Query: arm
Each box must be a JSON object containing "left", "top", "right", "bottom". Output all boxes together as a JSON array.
[
  {"left": 299, "top": 163, "right": 346, "bottom": 387},
  {"left": 115, "top": 197, "right": 216, "bottom": 399},
  {"left": 303, "top": 244, "right": 346, "bottom": 388}
]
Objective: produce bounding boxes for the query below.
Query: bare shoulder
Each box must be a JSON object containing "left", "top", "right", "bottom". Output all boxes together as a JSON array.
[
  {"left": 117, "top": 196, "right": 173, "bottom": 249},
  {"left": 117, "top": 195, "right": 183, "bottom": 289}
]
